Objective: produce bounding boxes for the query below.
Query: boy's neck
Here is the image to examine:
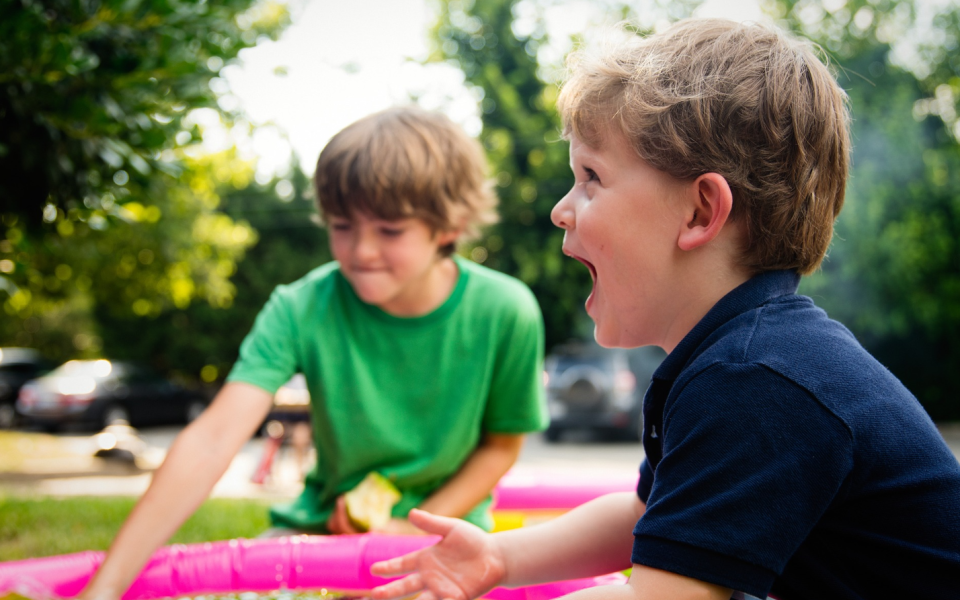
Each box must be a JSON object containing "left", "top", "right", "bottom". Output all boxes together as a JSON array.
[
  {"left": 660, "top": 259, "right": 752, "bottom": 353},
  {"left": 376, "top": 256, "right": 460, "bottom": 317}
]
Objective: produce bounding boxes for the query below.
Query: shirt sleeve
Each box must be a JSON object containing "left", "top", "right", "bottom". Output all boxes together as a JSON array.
[
  {"left": 481, "top": 286, "right": 548, "bottom": 434},
  {"left": 226, "top": 285, "right": 300, "bottom": 395},
  {"left": 631, "top": 362, "right": 853, "bottom": 597}
]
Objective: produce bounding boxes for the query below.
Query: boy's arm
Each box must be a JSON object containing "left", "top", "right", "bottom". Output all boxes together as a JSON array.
[
  {"left": 416, "top": 431, "right": 524, "bottom": 519},
  {"left": 79, "top": 382, "right": 274, "bottom": 600},
  {"left": 373, "top": 494, "right": 731, "bottom": 600},
  {"left": 372, "top": 491, "right": 642, "bottom": 598}
]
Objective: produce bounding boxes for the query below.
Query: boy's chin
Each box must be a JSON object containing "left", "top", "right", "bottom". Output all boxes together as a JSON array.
[
  {"left": 348, "top": 279, "right": 394, "bottom": 305},
  {"left": 593, "top": 325, "right": 624, "bottom": 349},
  {"left": 593, "top": 324, "right": 644, "bottom": 349},
  {"left": 353, "top": 288, "right": 393, "bottom": 308}
]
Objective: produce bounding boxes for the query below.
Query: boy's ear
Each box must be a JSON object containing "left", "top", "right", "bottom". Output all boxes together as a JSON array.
[
  {"left": 677, "top": 173, "right": 734, "bottom": 251},
  {"left": 435, "top": 228, "right": 461, "bottom": 247}
]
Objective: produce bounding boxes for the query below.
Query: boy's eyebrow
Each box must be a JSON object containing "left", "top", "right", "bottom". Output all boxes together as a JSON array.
[{"left": 571, "top": 143, "right": 610, "bottom": 172}]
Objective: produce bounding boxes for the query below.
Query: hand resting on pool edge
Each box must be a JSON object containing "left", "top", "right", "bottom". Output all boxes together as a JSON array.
[{"left": 368, "top": 494, "right": 731, "bottom": 600}]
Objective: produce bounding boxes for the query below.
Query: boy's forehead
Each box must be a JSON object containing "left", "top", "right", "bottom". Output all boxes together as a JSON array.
[{"left": 569, "top": 130, "right": 630, "bottom": 163}]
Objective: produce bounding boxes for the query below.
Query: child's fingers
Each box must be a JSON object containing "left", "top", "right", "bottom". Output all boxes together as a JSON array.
[
  {"left": 326, "top": 504, "right": 344, "bottom": 534},
  {"left": 369, "top": 572, "right": 424, "bottom": 599},
  {"left": 370, "top": 549, "right": 424, "bottom": 576},
  {"left": 406, "top": 508, "right": 458, "bottom": 536},
  {"left": 328, "top": 496, "right": 360, "bottom": 535}
]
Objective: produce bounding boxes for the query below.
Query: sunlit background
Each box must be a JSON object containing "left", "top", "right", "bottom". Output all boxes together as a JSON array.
[
  {"left": 215, "top": 0, "right": 768, "bottom": 179},
  {"left": 2, "top": 0, "right": 960, "bottom": 421}
]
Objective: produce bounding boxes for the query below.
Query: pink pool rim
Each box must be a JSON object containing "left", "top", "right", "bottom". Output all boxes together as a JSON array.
[
  {"left": 0, "top": 535, "right": 626, "bottom": 600},
  {"left": 0, "top": 470, "right": 638, "bottom": 599}
]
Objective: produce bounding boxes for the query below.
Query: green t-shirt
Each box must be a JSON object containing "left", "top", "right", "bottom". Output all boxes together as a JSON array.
[{"left": 226, "top": 255, "right": 547, "bottom": 532}]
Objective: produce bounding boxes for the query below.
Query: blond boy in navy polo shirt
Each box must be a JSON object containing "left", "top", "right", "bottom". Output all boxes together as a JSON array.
[{"left": 370, "top": 19, "right": 960, "bottom": 600}]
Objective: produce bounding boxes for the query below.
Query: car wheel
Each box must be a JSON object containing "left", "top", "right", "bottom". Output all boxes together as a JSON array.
[
  {"left": 0, "top": 404, "right": 15, "bottom": 429},
  {"left": 544, "top": 425, "right": 563, "bottom": 443},
  {"left": 185, "top": 400, "right": 206, "bottom": 423},
  {"left": 102, "top": 403, "right": 130, "bottom": 427}
]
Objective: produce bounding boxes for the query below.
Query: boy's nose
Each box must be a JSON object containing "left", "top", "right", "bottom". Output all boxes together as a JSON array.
[
  {"left": 551, "top": 191, "right": 575, "bottom": 230},
  {"left": 353, "top": 230, "right": 380, "bottom": 261}
]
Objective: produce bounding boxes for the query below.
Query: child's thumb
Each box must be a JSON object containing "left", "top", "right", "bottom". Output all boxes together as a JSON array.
[{"left": 407, "top": 508, "right": 457, "bottom": 536}]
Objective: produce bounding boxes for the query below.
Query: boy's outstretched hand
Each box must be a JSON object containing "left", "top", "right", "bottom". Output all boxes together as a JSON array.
[{"left": 369, "top": 509, "right": 506, "bottom": 600}]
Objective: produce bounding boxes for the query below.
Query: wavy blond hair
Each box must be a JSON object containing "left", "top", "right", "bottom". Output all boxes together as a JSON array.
[{"left": 558, "top": 19, "right": 850, "bottom": 274}]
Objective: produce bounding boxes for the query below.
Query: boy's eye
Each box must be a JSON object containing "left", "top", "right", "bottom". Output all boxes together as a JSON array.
[
  {"left": 331, "top": 222, "right": 352, "bottom": 232},
  {"left": 584, "top": 168, "right": 600, "bottom": 184},
  {"left": 380, "top": 227, "right": 405, "bottom": 237}
]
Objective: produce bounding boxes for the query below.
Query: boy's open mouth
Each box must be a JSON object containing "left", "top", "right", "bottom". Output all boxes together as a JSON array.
[{"left": 567, "top": 252, "right": 597, "bottom": 282}]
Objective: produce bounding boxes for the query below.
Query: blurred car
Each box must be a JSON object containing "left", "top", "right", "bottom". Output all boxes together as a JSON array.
[
  {"left": 0, "top": 347, "right": 55, "bottom": 428},
  {"left": 16, "top": 359, "right": 209, "bottom": 431},
  {"left": 270, "top": 373, "right": 311, "bottom": 419},
  {"left": 543, "top": 342, "right": 666, "bottom": 442},
  {"left": 252, "top": 374, "right": 313, "bottom": 484}
]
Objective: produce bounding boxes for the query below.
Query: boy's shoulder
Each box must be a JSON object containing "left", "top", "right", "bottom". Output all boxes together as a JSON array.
[
  {"left": 682, "top": 281, "right": 915, "bottom": 423},
  {"left": 458, "top": 256, "right": 532, "bottom": 292},
  {"left": 724, "top": 294, "right": 893, "bottom": 384},
  {"left": 457, "top": 256, "right": 541, "bottom": 316}
]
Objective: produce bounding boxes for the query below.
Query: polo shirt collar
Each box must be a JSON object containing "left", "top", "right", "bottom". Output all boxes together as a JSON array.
[{"left": 652, "top": 270, "right": 801, "bottom": 382}]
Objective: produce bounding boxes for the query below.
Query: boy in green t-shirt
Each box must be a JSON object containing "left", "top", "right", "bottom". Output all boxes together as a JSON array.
[{"left": 79, "top": 106, "right": 548, "bottom": 600}]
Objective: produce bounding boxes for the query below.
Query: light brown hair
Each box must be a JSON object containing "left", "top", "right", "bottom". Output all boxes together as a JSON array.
[
  {"left": 314, "top": 106, "right": 498, "bottom": 256},
  {"left": 557, "top": 18, "right": 850, "bottom": 275}
]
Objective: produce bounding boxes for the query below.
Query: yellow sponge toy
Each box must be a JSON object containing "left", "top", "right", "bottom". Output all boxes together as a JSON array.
[{"left": 344, "top": 471, "right": 402, "bottom": 532}]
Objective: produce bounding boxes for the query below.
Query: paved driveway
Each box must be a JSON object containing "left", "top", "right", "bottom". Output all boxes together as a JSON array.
[{"left": 2, "top": 424, "right": 959, "bottom": 498}]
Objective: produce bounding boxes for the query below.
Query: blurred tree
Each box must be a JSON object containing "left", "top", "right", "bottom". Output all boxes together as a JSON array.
[
  {"left": 431, "top": 0, "right": 592, "bottom": 350},
  {"left": 94, "top": 161, "right": 328, "bottom": 386},
  {"left": 767, "top": 0, "right": 960, "bottom": 419},
  {"left": 0, "top": 0, "right": 287, "bottom": 227},
  {"left": 0, "top": 0, "right": 290, "bottom": 367}
]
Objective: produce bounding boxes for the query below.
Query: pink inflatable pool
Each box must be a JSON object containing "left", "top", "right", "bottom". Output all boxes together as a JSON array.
[
  {"left": 0, "top": 472, "right": 637, "bottom": 599},
  {"left": 492, "top": 470, "right": 638, "bottom": 510},
  {"left": 0, "top": 535, "right": 626, "bottom": 600}
]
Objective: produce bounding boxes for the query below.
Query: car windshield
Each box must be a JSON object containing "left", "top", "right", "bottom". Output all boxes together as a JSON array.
[{"left": 49, "top": 359, "right": 118, "bottom": 379}]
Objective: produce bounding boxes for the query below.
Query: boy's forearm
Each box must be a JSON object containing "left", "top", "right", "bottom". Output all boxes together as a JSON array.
[
  {"left": 81, "top": 383, "right": 273, "bottom": 600},
  {"left": 496, "top": 491, "right": 643, "bottom": 587},
  {"left": 417, "top": 432, "right": 523, "bottom": 518},
  {"left": 82, "top": 429, "right": 229, "bottom": 599},
  {"left": 494, "top": 505, "right": 732, "bottom": 600}
]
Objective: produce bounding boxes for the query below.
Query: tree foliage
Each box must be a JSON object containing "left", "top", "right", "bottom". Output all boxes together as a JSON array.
[
  {"left": 768, "top": 0, "right": 960, "bottom": 419},
  {"left": 94, "top": 163, "right": 327, "bottom": 384},
  {"left": 431, "top": 0, "right": 592, "bottom": 350},
  {"left": 0, "top": 0, "right": 287, "bottom": 227},
  {"left": 0, "top": 0, "right": 290, "bottom": 366}
]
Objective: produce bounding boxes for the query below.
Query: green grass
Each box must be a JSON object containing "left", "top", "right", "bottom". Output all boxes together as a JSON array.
[{"left": 0, "top": 495, "right": 273, "bottom": 561}]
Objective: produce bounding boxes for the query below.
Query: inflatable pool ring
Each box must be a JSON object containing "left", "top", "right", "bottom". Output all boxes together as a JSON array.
[{"left": 0, "top": 534, "right": 626, "bottom": 600}]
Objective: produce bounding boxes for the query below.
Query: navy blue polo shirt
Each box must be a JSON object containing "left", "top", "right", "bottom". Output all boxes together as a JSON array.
[{"left": 632, "top": 270, "right": 960, "bottom": 599}]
